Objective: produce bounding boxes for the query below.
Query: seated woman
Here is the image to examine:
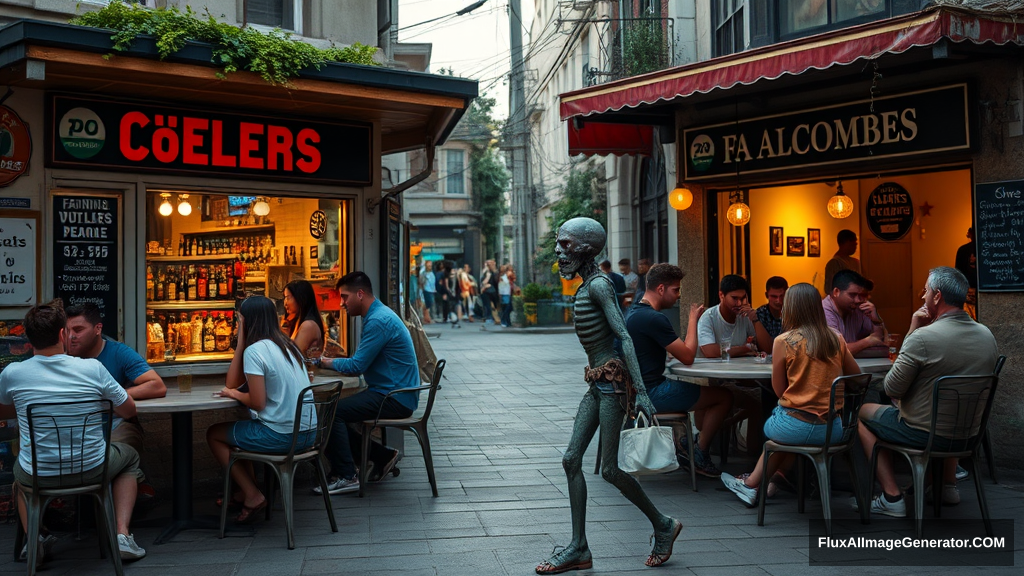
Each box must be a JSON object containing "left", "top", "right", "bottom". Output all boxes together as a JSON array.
[
  {"left": 720, "top": 283, "right": 860, "bottom": 506},
  {"left": 207, "top": 296, "right": 317, "bottom": 522},
  {"left": 283, "top": 280, "right": 326, "bottom": 358}
]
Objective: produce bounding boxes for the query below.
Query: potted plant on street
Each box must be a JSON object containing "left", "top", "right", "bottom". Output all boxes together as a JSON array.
[{"left": 521, "top": 283, "right": 551, "bottom": 326}]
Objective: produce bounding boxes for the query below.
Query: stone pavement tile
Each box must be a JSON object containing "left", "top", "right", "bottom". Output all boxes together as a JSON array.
[
  {"left": 428, "top": 533, "right": 555, "bottom": 554},
  {"left": 692, "top": 566, "right": 772, "bottom": 576},
  {"left": 303, "top": 540, "right": 430, "bottom": 559},
  {"left": 230, "top": 559, "right": 305, "bottom": 576},
  {"left": 303, "top": 550, "right": 499, "bottom": 576}
]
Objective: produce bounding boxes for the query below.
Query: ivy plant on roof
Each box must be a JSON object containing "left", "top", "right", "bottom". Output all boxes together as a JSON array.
[{"left": 70, "top": 2, "right": 380, "bottom": 86}]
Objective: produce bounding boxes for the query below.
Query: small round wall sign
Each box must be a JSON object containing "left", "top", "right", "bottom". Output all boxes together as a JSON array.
[
  {"left": 309, "top": 210, "right": 327, "bottom": 239},
  {"left": 866, "top": 182, "right": 914, "bottom": 241},
  {"left": 0, "top": 106, "right": 32, "bottom": 187}
]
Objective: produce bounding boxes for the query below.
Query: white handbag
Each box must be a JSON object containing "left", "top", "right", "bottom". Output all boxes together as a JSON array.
[{"left": 617, "top": 413, "right": 679, "bottom": 476}]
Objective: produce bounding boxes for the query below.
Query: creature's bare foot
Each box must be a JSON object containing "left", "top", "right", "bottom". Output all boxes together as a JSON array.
[
  {"left": 645, "top": 518, "right": 683, "bottom": 567},
  {"left": 536, "top": 544, "right": 593, "bottom": 574}
]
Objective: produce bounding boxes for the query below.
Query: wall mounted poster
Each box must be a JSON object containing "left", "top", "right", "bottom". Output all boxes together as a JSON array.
[
  {"left": 787, "top": 236, "right": 805, "bottom": 257},
  {"left": 808, "top": 228, "right": 821, "bottom": 257},
  {"left": 769, "top": 227, "right": 784, "bottom": 255},
  {"left": 0, "top": 211, "right": 39, "bottom": 307}
]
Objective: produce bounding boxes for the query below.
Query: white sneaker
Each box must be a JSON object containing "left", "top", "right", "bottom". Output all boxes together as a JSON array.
[
  {"left": 117, "top": 533, "right": 146, "bottom": 560},
  {"left": 312, "top": 475, "right": 360, "bottom": 495},
  {"left": 867, "top": 494, "right": 907, "bottom": 517},
  {"left": 721, "top": 472, "right": 758, "bottom": 507},
  {"left": 19, "top": 533, "right": 58, "bottom": 563}
]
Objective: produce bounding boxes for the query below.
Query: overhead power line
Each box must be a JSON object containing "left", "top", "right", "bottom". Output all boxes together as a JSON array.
[{"left": 398, "top": 0, "right": 488, "bottom": 31}]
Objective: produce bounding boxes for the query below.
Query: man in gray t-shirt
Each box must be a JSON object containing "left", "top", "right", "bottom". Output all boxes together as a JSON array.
[{"left": 697, "top": 275, "right": 772, "bottom": 358}]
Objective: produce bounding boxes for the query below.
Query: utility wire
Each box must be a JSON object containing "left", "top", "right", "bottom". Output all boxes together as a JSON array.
[{"left": 398, "top": 0, "right": 488, "bottom": 31}]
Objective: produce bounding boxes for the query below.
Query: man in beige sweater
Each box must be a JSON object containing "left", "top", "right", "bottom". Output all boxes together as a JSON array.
[{"left": 857, "top": 267, "right": 999, "bottom": 517}]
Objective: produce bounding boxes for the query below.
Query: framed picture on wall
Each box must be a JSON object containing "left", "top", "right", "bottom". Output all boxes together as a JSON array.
[
  {"left": 807, "top": 228, "right": 821, "bottom": 257},
  {"left": 769, "top": 226, "right": 784, "bottom": 255},
  {"left": 787, "top": 236, "right": 805, "bottom": 257}
]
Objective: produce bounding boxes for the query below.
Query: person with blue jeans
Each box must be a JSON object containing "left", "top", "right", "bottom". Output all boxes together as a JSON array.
[
  {"left": 624, "top": 264, "right": 732, "bottom": 478},
  {"left": 316, "top": 272, "right": 420, "bottom": 495},
  {"left": 721, "top": 283, "right": 861, "bottom": 507}
]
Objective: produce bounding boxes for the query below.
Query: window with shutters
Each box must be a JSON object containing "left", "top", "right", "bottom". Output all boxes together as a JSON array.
[
  {"left": 444, "top": 149, "right": 466, "bottom": 195},
  {"left": 245, "top": 0, "right": 302, "bottom": 33},
  {"left": 712, "top": 0, "right": 747, "bottom": 57}
]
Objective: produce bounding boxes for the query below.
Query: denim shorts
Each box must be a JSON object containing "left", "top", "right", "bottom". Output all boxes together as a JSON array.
[
  {"left": 646, "top": 379, "right": 702, "bottom": 413},
  {"left": 861, "top": 406, "right": 959, "bottom": 451},
  {"left": 763, "top": 405, "right": 845, "bottom": 446},
  {"left": 228, "top": 420, "right": 314, "bottom": 454},
  {"left": 423, "top": 292, "right": 434, "bottom": 307}
]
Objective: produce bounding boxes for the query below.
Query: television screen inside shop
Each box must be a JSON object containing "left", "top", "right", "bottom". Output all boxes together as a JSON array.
[{"left": 144, "top": 192, "right": 351, "bottom": 365}]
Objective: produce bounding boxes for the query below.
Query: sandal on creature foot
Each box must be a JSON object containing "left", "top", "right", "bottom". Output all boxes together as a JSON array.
[
  {"left": 536, "top": 546, "right": 593, "bottom": 574},
  {"left": 645, "top": 518, "right": 683, "bottom": 567}
]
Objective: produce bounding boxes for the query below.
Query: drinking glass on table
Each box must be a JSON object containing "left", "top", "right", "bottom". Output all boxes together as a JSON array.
[
  {"left": 304, "top": 358, "right": 318, "bottom": 383},
  {"left": 719, "top": 339, "right": 731, "bottom": 361},
  {"left": 886, "top": 334, "right": 900, "bottom": 362},
  {"left": 177, "top": 366, "right": 193, "bottom": 394}
]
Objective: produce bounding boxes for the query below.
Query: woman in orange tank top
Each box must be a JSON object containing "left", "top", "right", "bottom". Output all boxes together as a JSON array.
[{"left": 720, "top": 283, "right": 860, "bottom": 507}]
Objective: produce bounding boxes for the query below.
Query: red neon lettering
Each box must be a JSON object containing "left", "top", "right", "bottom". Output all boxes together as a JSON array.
[
  {"left": 296, "top": 128, "right": 321, "bottom": 173},
  {"left": 211, "top": 121, "right": 237, "bottom": 168},
  {"left": 119, "top": 111, "right": 150, "bottom": 162},
  {"left": 239, "top": 122, "right": 264, "bottom": 169},
  {"left": 182, "top": 117, "right": 209, "bottom": 165},
  {"left": 267, "top": 125, "right": 294, "bottom": 171}
]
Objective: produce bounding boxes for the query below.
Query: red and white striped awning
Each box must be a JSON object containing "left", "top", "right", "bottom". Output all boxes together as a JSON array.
[{"left": 560, "top": 7, "right": 1024, "bottom": 156}]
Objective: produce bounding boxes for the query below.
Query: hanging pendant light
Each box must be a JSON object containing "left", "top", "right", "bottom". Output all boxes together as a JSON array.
[
  {"left": 177, "top": 193, "right": 193, "bottom": 216},
  {"left": 827, "top": 182, "right": 854, "bottom": 219},
  {"left": 726, "top": 199, "right": 751, "bottom": 226},
  {"left": 669, "top": 186, "right": 693, "bottom": 211},
  {"left": 158, "top": 193, "right": 173, "bottom": 217},
  {"left": 252, "top": 197, "right": 271, "bottom": 216}
]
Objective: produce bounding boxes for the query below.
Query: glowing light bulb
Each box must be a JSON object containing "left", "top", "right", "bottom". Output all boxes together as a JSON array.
[
  {"left": 177, "top": 194, "right": 192, "bottom": 216},
  {"left": 827, "top": 183, "right": 854, "bottom": 219},
  {"left": 668, "top": 187, "right": 693, "bottom": 211},
  {"left": 158, "top": 193, "right": 173, "bottom": 216},
  {"left": 726, "top": 202, "right": 751, "bottom": 226}
]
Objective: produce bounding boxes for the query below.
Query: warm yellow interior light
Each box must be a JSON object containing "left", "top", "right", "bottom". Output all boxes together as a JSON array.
[
  {"left": 669, "top": 187, "right": 693, "bottom": 211},
  {"left": 726, "top": 201, "right": 751, "bottom": 226}
]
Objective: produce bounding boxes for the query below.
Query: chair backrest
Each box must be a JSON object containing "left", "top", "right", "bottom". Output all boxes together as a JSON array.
[
  {"left": 288, "top": 381, "right": 342, "bottom": 455},
  {"left": 25, "top": 399, "right": 113, "bottom": 490},
  {"left": 824, "top": 373, "right": 872, "bottom": 451},
  {"left": 925, "top": 371, "right": 999, "bottom": 454},
  {"left": 994, "top": 355, "right": 1006, "bottom": 376},
  {"left": 418, "top": 359, "right": 446, "bottom": 422}
]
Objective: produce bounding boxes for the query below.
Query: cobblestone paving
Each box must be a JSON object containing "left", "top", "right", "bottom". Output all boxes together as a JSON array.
[{"left": 2, "top": 326, "right": 1021, "bottom": 574}]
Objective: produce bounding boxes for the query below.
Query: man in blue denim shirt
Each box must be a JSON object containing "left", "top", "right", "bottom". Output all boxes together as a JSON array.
[{"left": 317, "top": 272, "right": 420, "bottom": 495}]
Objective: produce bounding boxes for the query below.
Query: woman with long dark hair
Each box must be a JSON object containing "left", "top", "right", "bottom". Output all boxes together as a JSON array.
[
  {"left": 720, "top": 283, "right": 860, "bottom": 506},
  {"left": 207, "top": 296, "right": 317, "bottom": 522},
  {"left": 282, "top": 280, "right": 326, "bottom": 357}
]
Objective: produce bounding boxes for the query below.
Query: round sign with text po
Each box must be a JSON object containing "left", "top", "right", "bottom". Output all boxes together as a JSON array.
[
  {"left": 690, "top": 134, "right": 714, "bottom": 172},
  {"left": 866, "top": 182, "right": 914, "bottom": 241},
  {"left": 59, "top": 107, "right": 106, "bottom": 160}
]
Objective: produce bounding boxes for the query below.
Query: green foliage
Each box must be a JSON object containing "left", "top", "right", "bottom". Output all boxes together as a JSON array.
[
  {"left": 462, "top": 95, "right": 508, "bottom": 260},
  {"left": 521, "top": 283, "right": 552, "bottom": 303},
  {"left": 71, "top": 2, "right": 379, "bottom": 85},
  {"left": 622, "top": 21, "right": 667, "bottom": 77},
  {"left": 534, "top": 166, "right": 605, "bottom": 274}
]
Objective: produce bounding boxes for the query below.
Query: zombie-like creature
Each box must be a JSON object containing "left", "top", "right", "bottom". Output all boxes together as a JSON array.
[{"left": 536, "top": 217, "right": 682, "bottom": 574}]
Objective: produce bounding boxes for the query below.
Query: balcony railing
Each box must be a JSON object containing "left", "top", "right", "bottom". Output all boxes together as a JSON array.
[{"left": 585, "top": 17, "right": 675, "bottom": 86}]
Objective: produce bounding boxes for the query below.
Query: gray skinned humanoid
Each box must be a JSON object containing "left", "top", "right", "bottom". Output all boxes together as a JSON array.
[{"left": 536, "top": 217, "right": 682, "bottom": 574}]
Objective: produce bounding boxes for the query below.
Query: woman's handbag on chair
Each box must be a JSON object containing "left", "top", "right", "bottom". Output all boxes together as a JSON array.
[{"left": 617, "top": 413, "right": 679, "bottom": 475}]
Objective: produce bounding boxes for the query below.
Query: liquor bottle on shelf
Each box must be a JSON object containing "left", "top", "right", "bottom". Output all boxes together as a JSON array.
[
  {"left": 187, "top": 265, "right": 198, "bottom": 300},
  {"left": 146, "top": 266, "right": 155, "bottom": 300},
  {"left": 197, "top": 266, "right": 208, "bottom": 300},
  {"left": 190, "top": 313, "right": 203, "bottom": 354},
  {"left": 203, "top": 312, "right": 216, "bottom": 352},
  {"left": 215, "top": 312, "right": 231, "bottom": 352},
  {"left": 165, "top": 313, "right": 175, "bottom": 355},
  {"left": 178, "top": 235, "right": 185, "bottom": 257},
  {"left": 209, "top": 267, "right": 219, "bottom": 300},
  {"left": 218, "top": 266, "right": 229, "bottom": 298},
  {"left": 234, "top": 256, "right": 246, "bottom": 298},
  {"left": 197, "top": 239, "right": 204, "bottom": 256},
  {"left": 156, "top": 267, "right": 166, "bottom": 301}
]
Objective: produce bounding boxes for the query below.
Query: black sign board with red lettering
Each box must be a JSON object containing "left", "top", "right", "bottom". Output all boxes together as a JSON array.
[{"left": 46, "top": 94, "right": 372, "bottom": 186}]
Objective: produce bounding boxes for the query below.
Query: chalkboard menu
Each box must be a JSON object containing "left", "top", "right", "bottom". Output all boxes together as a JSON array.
[
  {"left": 52, "top": 193, "right": 120, "bottom": 337},
  {"left": 381, "top": 198, "right": 402, "bottom": 314},
  {"left": 975, "top": 180, "right": 1024, "bottom": 292}
]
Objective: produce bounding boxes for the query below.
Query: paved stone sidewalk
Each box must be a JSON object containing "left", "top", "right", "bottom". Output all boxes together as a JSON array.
[{"left": 2, "top": 326, "right": 1021, "bottom": 575}]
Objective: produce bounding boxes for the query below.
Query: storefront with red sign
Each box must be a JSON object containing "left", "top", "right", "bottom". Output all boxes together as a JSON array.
[{"left": 0, "top": 19, "right": 477, "bottom": 377}]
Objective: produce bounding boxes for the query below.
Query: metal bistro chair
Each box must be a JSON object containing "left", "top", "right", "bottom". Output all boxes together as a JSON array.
[
  {"left": 977, "top": 356, "right": 1007, "bottom": 483},
  {"left": 869, "top": 357, "right": 1005, "bottom": 537},
  {"left": 14, "top": 399, "right": 122, "bottom": 576},
  {"left": 757, "top": 373, "right": 873, "bottom": 536},
  {"left": 219, "top": 381, "right": 343, "bottom": 550},
  {"left": 594, "top": 412, "right": 699, "bottom": 491},
  {"left": 358, "top": 359, "right": 445, "bottom": 498}
]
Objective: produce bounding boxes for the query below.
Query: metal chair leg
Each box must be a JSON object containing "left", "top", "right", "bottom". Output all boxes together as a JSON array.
[
  {"left": 757, "top": 446, "right": 771, "bottom": 527},
  {"left": 99, "top": 488, "right": 124, "bottom": 576},
  {"left": 275, "top": 465, "right": 296, "bottom": 550},
  {"left": 413, "top": 424, "right": 439, "bottom": 497},
  {"left": 907, "top": 455, "right": 928, "bottom": 538},
  {"left": 219, "top": 455, "right": 236, "bottom": 539},
  {"left": 26, "top": 493, "right": 43, "bottom": 576},
  {"left": 359, "top": 423, "right": 372, "bottom": 498},
  {"left": 968, "top": 455, "right": 993, "bottom": 536},
  {"left": 813, "top": 455, "right": 832, "bottom": 537},
  {"left": 683, "top": 417, "right": 698, "bottom": 492},
  {"left": 981, "top": 431, "right": 999, "bottom": 484},
  {"left": 314, "top": 456, "right": 338, "bottom": 532},
  {"left": 844, "top": 450, "right": 869, "bottom": 525}
]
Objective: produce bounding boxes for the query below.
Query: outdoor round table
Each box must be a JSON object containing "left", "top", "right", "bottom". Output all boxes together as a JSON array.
[
  {"left": 667, "top": 356, "right": 893, "bottom": 381},
  {"left": 136, "top": 374, "right": 358, "bottom": 544}
]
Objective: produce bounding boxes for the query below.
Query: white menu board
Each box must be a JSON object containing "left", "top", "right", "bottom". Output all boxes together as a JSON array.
[{"left": 0, "top": 213, "right": 37, "bottom": 307}]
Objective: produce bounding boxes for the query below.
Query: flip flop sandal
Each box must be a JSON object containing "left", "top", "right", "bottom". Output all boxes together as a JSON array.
[
  {"left": 536, "top": 546, "right": 593, "bottom": 574},
  {"left": 645, "top": 518, "right": 683, "bottom": 567},
  {"left": 235, "top": 499, "right": 268, "bottom": 524}
]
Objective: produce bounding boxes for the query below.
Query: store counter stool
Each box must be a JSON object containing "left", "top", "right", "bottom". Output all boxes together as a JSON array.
[
  {"left": 359, "top": 359, "right": 446, "bottom": 497},
  {"left": 218, "top": 381, "right": 343, "bottom": 550},
  {"left": 14, "top": 399, "right": 123, "bottom": 576},
  {"left": 868, "top": 356, "right": 1005, "bottom": 537}
]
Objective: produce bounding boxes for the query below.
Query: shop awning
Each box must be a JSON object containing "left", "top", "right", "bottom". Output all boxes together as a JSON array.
[
  {"left": 567, "top": 121, "right": 654, "bottom": 157},
  {"left": 0, "top": 20, "right": 477, "bottom": 154},
  {"left": 560, "top": 6, "right": 1024, "bottom": 156}
]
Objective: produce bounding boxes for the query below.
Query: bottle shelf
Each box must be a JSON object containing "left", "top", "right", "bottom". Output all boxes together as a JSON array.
[
  {"left": 147, "top": 254, "right": 241, "bottom": 262},
  {"left": 186, "top": 224, "right": 276, "bottom": 236},
  {"left": 148, "top": 300, "right": 237, "bottom": 310},
  {"left": 153, "top": 351, "right": 234, "bottom": 364}
]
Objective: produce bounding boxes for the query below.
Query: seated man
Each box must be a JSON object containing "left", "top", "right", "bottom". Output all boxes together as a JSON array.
[
  {"left": 858, "top": 267, "right": 998, "bottom": 516},
  {"left": 65, "top": 303, "right": 166, "bottom": 460},
  {"left": 755, "top": 276, "right": 788, "bottom": 343},
  {"left": 822, "top": 270, "right": 888, "bottom": 357},
  {"left": 599, "top": 259, "right": 627, "bottom": 309},
  {"left": 317, "top": 272, "right": 420, "bottom": 494},
  {"left": 697, "top": 274, "right": 772, "bottom": 358},
  {"left": 0, "top": 301, "right": 146, "bottom": 563},
  {"left": 625, "top": 264, "right": 732, "bottom": 477}
]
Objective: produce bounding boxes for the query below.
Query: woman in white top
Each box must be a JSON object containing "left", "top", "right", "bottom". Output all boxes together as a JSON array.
[{"left": 207, "top": 296, "right": 316, "bottom": 523}]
